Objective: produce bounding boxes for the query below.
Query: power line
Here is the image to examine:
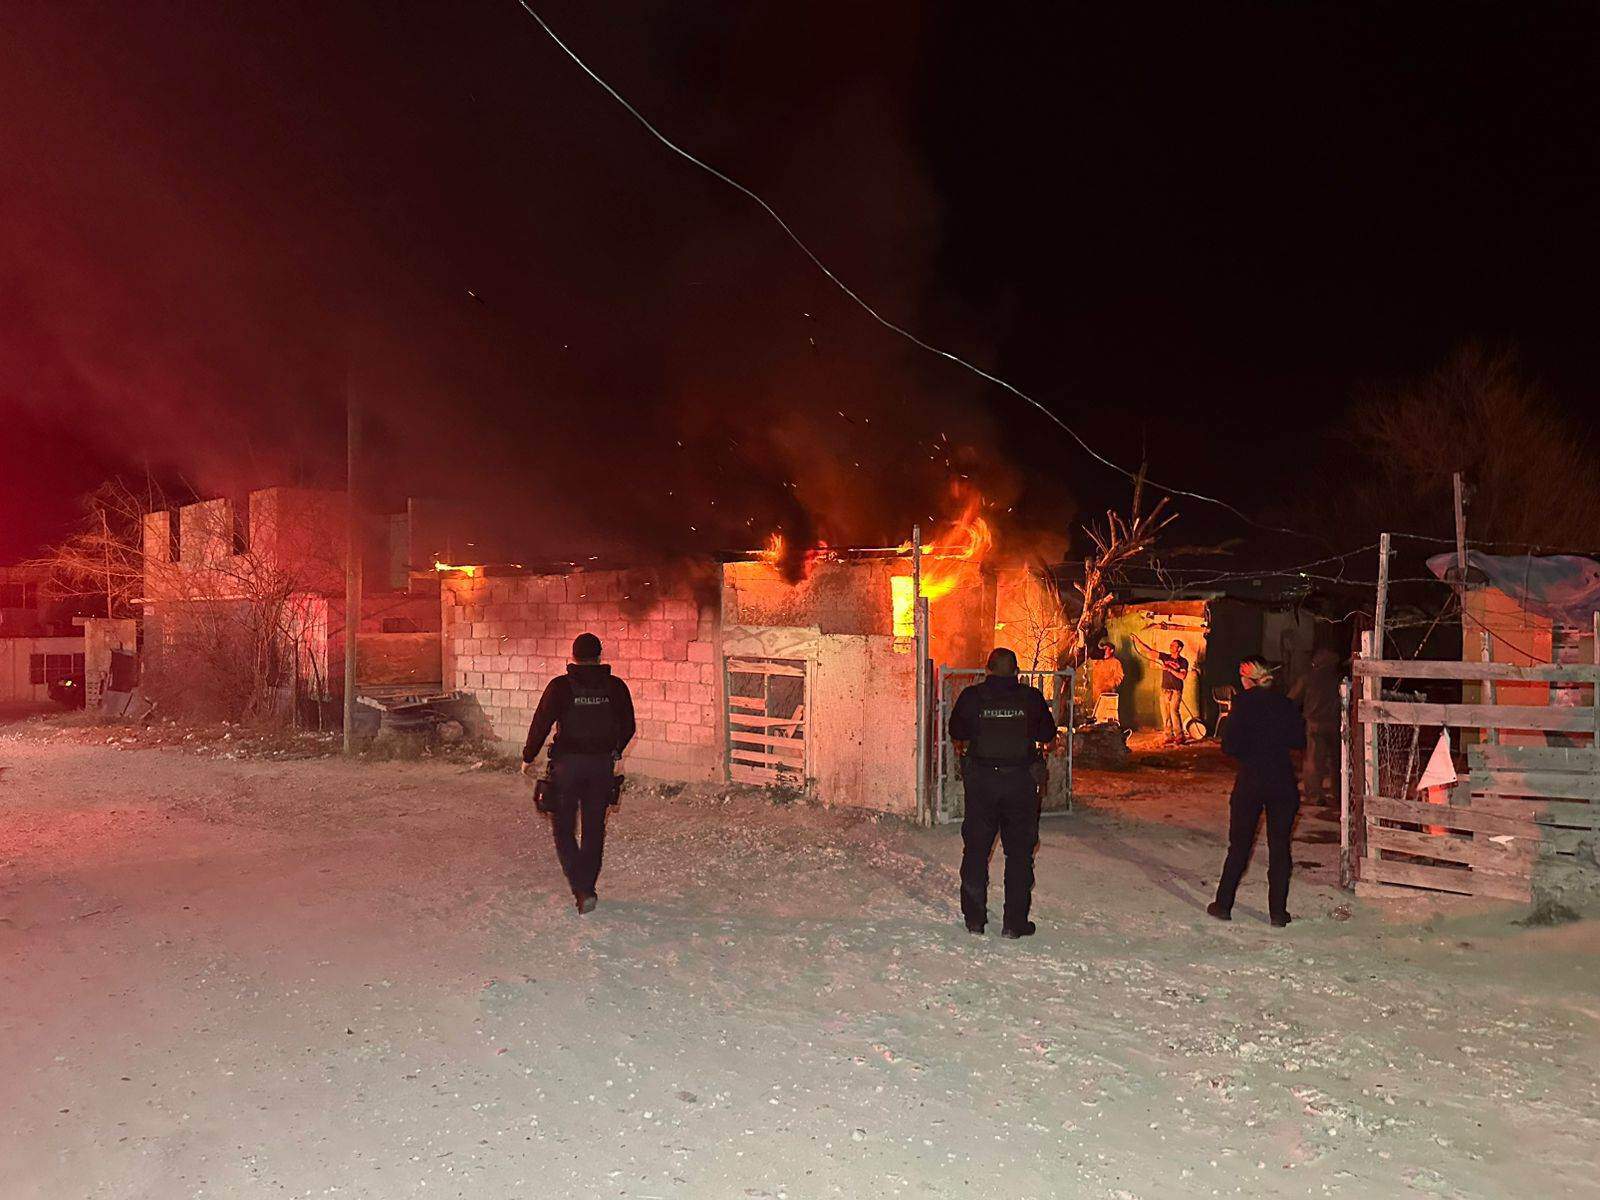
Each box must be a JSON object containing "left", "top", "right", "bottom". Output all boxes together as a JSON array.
[{"left": 511, "top": 3, "right": 1328, "bottom": 545}]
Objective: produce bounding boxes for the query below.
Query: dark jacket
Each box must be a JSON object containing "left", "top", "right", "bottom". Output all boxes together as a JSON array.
[
  {"left": 948, "top": 675, "right": 1057, "bottom": 764},
  {"left": 1221, "top": 685, "right": 1305, "bottom": 795},
  {"left": 1288, "top": 662, "right": 1340, "bottom": 729},
  {"left": 522, "top": 663, "right": 636, "bottom": 762}
]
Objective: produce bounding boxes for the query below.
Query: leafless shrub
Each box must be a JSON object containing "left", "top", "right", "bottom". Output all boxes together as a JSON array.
[
  {"left": 33, "top": 479, "right": 341, "bottom": 723},
  {"left": 1069, "top": 466, "right": 1176, "bottom": 663}
]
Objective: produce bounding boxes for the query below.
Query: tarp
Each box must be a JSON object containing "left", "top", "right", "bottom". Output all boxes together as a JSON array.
[{"left": 1427, "top": 551, "right": 1600, "bottom": 624}]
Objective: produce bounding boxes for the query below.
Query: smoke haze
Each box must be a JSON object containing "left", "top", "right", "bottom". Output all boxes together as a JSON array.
[{"left": 1, "top": 3, "right": 1065, "bottom": 563}]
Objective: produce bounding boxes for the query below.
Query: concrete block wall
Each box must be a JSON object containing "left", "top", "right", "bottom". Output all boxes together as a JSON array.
[{"left": 442, "top": 570, "right": 722, "bottom": 782}]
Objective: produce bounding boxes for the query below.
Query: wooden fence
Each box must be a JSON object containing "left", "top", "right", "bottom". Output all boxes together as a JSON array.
[{"left": 1347, "top": 642, "right": 1600, "bottom": 902}]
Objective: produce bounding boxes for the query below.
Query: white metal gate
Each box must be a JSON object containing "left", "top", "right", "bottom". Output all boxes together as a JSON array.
[{"left": 933, "top": 666, "right": 1074, "bottom": 824}]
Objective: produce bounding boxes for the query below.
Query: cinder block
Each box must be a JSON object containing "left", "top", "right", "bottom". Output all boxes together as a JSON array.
[
  {"left": 635, "top": 640, "right": 664, "bottom": 661},
  {"left": 651, "top": 660, "right": 677, "bottom": 681},
  {"left": 666, "top": 722, "right": 692, "bottom": 744},
  {"left": 663, "top": 641, "right": 689, "bottom": 663},
  {"left": 664, "top": 680, "right": 691, "bottom": 703},
  {"left": 674, "top": 662, "right": 699, "bottom": 683},
  {"left": 688, "top": 682, "right": 713, "bottom": 705},
  {"left": 674, "top": 702, "right": 701, "bottom": 725},
  {"left": 688, "top": 641, "right": 715, "bottom": 664}
]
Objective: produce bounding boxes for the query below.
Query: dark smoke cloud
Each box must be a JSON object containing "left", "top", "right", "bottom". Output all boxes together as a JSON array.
[{"left": 2, "top": 2, "right": 1064, "bottom": 563}]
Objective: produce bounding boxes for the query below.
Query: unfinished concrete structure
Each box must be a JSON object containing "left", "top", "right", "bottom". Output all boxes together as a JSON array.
[
  {"left": 721, "top": 556, "right": 925, "bottom": 813},
  {"left": 441, "top": 544, "right": 1069, "bottom": 818},
  {"left": 140, "top": 487, "right": 440, "bottom": 719},
  {"left": 0, "top": 565, "right": 84, "bottom": 704},
  {"left": 440, "top": 566, "right": 722, "bottom": 782}
]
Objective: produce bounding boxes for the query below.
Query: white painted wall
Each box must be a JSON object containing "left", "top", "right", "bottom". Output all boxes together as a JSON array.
[{"left": 0, "top": 636, "right": 84, "bottom": 703}]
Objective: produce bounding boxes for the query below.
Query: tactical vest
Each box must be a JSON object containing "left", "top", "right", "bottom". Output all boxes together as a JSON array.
[
  {"left": 558, "top": 675, "right": 617, "bottom": 754},
  {"left": 969, "top": 691, "right": 1032, "bottom": 764}
]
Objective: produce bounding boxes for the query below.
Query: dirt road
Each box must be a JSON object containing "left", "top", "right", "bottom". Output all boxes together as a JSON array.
[{"left": 2, "top": 724, "right": 1596, "bottom": 1199}]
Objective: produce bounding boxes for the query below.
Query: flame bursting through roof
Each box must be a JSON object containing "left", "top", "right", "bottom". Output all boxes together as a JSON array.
[{"left": 755, "top": 495, "right": 996, "bottom": 634}]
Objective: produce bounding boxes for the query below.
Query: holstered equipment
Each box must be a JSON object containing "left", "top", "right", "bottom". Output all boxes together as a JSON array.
[
  {"left": 533, "top": 768, "right": 624, "bottom": 811},
  {"left": 532, "top": 773, "right": 558, "bottom": 814},
  {"left": 1030, "top": 757, "right": 1049, "bottom": 798}
]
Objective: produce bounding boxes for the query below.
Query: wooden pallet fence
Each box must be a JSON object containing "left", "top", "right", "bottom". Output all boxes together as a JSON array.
[{"left": 1349, "top": 654, "right": 1600, "bottom": 902}]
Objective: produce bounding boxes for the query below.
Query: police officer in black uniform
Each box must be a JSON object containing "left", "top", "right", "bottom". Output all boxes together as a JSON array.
[
  {"left": 1208, "top": 656, "right": 1305, "bottom": 927},
  {"left": 948, "top": 647, "right": 1058, "bottom": 938},
  {"left": 521, "top": 633, "right": 636, "bottom": 913}
]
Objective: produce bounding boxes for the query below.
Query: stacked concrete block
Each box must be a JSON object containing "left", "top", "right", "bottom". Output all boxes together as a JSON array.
[{"left": 441, "top": 570, "right": 722, "bottom": 783}]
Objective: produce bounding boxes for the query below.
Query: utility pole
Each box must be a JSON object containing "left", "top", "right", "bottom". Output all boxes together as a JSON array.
[
  {"left": 912, "top": 524, "right": 928, "bottom": 824},
  {"left": 99, "top": 504, "right": 114, "bottom": 618},
  {"left": 343, "top": 384, "right": 363, "bottom": 755},
  {"left": 1373, "top": 532, "right": 1392, "bottom": 659},
  {"left": 1452, "top": 471, "right": 1468, "bottom": 595}
]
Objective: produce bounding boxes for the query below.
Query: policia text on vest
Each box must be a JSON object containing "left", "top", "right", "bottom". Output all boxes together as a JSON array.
[
  {"left": 521, "top": 634, "right": 637, "bottom": 915},
  {"left": 947, "top": 649, "right": 1058, "bottom": 940}
]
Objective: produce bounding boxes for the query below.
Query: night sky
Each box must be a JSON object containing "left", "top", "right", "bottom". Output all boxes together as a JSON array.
[{"left": 4, "top": 2, "right": 1597, "bottom": 564}]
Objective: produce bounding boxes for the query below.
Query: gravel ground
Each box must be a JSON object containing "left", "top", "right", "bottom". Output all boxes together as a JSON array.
[{"left": 2, "top": 715, "right": 1597, "bottom": 1199}]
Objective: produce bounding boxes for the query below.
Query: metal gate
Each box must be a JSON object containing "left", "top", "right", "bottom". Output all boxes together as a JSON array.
[{"left": 932, "top": 666, "right": 1074, "bottom": 824}]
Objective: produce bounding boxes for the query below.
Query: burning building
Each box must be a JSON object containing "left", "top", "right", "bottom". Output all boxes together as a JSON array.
[{"left": 440, "top": 505, "right": 1074, "bottom": 819}]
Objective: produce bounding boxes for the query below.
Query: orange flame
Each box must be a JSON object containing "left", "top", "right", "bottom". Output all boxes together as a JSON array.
[
  {"left": 757, "top": 531, "right": 788, "bottom": 570},
  {"left": 917, "top": 500, "right": 993, "bottom": 602},
  {"left": 893, "top": 498, "right": 994, "bottom": 636}
]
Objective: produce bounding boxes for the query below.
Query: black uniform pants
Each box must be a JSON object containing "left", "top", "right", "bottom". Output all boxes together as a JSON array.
[
  {"left": 960, "top": 762, "right": 1040, "bottom": 930},
  {"left": 1214, "top": 785, "right": 1299, "bottom": 918},
  {"left": 549, "top": 754, "right": 613, "bottom": 898}
]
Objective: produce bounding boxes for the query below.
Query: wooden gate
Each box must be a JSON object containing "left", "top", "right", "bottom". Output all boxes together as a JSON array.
[
  {"left": 724, "top": 656, "right": 809, "bottom": 788},
  {"left": 1350, "top": 648, "right": 1600, "bottom": 901}
]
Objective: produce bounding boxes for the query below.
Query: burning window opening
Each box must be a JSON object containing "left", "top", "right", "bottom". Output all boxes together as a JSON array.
[{"left": 890, "top": 575, "right": 915, "bottom": 639}]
